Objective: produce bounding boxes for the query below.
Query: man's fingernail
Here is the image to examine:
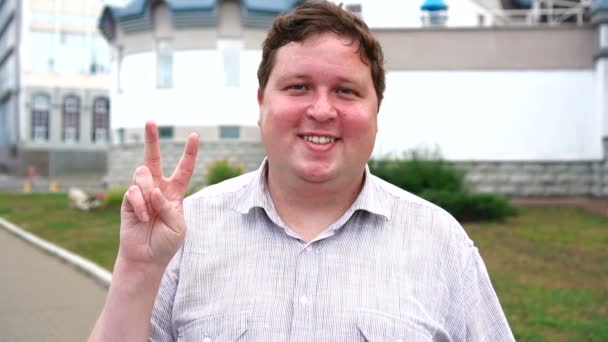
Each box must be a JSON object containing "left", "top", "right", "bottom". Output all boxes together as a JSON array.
[{"left": 142, "top": 211, "right": 150, "bottom": 222}]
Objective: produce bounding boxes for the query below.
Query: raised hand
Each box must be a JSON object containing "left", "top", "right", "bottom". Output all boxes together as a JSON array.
[
  {"left": 88, "top": 121, "right": 199, "bottom": 342},
  {"left": 119, "top": 121, "right": 199, "bottom": 269}
]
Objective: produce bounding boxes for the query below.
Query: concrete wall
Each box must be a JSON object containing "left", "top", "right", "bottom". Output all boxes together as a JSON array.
[
  {"left": 457, "top": 160, "right": 597, "bottom": 197},
  {"left": 106, "top": 140, "right": 266, "bottom": 188},
  {"left": 375, "top": 27, "right": 594, "bottom": 70},
  {"left": 17, "top": 147, "right": 107, "bottom": 177},
  {"left": 106, "top": 143, "right": 608, "bottom": 197},
  {"left": 376, "top": 70, "right": 600, "bottom": 161},
  {"left": 105, "top": 137, "right": 608, "bottom": 198},
  {"left": 454, "top": 139, "right": 608, "bottom": 197}
]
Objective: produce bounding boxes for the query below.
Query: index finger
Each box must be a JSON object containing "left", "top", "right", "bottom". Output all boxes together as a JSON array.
[
  {"left": 169, "top": 132, "right": 200, "bottom": 194},
  {"left": 144, "top": 121, "right": 163, "bottom": 180}
]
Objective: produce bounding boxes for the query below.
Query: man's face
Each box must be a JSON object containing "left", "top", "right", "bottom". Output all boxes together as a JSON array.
[{"left": 258, "top": 32, "right": 379, "bottom": 186}]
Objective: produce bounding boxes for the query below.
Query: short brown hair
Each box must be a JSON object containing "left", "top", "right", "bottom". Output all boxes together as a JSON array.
[{"left": 257, "top": 0, "right": 386, "bottom": 104}]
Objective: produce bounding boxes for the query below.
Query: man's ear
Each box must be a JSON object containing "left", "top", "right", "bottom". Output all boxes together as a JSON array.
[
  {"left": 257, "top": 88, "right": 264, "bottom": 127},
  {"left": 257, "top": 87, "right": 264, "bottom": 106}
]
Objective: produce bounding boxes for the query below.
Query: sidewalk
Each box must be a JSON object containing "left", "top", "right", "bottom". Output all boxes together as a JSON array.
[{"left": 0, "top": 227, "right": 107, "bottom": 342}]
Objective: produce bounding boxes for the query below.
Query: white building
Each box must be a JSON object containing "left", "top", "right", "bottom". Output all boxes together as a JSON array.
[{"left": 99, "top": 0, "right": 608, "bottom": 197}]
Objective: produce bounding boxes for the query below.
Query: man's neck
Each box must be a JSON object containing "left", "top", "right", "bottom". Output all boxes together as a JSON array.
[{"left": 266, "top": 166, "right": 364, "bottom": 242}]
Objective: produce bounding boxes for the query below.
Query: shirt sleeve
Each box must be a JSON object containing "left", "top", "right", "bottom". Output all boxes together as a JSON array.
[
  {"left": 462, "top": 247, "right": 515, "bottom": 342},
  {"left": 149, "top": 246, "right": 183, "bottom": 342}
]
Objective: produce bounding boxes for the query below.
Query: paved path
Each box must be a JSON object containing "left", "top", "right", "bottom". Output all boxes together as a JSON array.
[{"left": 0, "top": 228, "right": 107, "bottom": 342}]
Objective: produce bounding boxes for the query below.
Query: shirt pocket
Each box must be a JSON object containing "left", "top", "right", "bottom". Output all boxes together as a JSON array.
[
  {"left": 357, "top": 310, "right": 435, "bottom": 342},
  {"left": 177, "top": 313, "right": 248, "bottom": 342}
]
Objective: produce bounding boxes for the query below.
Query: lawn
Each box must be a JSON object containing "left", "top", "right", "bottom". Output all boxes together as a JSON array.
[
  {"left": 0, "top": 193, "right": 121, "bottom": 270},
  {"left": 0, "top": 192, "right": 607, "bottom": 341}
]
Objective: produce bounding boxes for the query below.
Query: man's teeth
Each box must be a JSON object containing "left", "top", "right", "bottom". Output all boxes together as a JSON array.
[{"left": 303, "top": 136, "right": 336, "bottom": 144}]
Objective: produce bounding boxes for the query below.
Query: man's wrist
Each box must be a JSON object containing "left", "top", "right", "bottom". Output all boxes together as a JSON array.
[{"left": 112, "top": 255, "right": 167, "bottom": 293}]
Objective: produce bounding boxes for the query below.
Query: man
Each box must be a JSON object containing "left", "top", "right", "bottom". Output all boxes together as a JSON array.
[{"left": 90, "top": 1, "right": 514, "bottom": 341}]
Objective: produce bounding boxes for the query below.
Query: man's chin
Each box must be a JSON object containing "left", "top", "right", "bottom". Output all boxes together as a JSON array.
[{"left": 296, "top": 164, "right": 336, "bottom": 184}]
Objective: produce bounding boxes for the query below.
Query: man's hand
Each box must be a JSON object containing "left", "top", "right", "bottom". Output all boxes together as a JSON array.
[
  {"left": 119, "top": 121, "right": 199, "bottom": 269},
  {"left": 89, "top": 122, "right": 199, "bottom": 342}
]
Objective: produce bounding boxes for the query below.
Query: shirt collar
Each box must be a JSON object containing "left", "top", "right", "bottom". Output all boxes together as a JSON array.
[
  {"left": 231, "top": 159, "right": 390, "bottom": 220},
  {"left": 231, "top": 158, "right": 274, "bottom": 215},
  {"left": 350, "top": 164, "right": 390, "bottom": 220}
]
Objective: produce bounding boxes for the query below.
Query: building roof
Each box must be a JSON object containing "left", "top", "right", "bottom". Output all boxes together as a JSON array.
[
  {"left": 420, "top": 0, "right": 448, "bottom": 12},
  {"left": 107, "top": 0, "right": 217, "bottom": 19},
  {"left": 243, "top": 0, "right": 299, "bottom": 14},
  {"left": 99, "top": 0, "right": 298, "bottom": 40}
]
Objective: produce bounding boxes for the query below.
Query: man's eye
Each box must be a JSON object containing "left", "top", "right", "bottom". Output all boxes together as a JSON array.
[
  {"left": 337, "top": 88, "right": 356, "bottom": 96},
  {"left": 287, "top": 84, "right": 307, "bottom": 91}
]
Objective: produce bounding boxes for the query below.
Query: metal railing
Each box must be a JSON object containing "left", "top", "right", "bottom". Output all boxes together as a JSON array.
[{"left": 475, "top": 0, "right": 592, "bottom": 26}]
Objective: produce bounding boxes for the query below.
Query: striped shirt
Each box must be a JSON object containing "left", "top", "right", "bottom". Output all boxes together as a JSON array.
[{"left": 150, "top": 161, "right": 515, "bottom": 341}]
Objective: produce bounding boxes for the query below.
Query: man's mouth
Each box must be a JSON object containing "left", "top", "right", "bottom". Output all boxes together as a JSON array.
[{"left": 301, "top": 135, "right": 336, "bottom": 145}]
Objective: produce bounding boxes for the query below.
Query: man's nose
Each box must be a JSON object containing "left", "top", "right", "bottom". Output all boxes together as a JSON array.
[{"left": 306, "top": 92, "right": 337, "bottom": 122}]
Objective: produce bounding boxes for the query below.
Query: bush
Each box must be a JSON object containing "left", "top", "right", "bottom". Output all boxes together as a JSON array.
[
  {"left": 103, "top": 187, "right": 127, "bottom": 208},
  {"left": 369, "top": 150, "right": 465, "bottom": 195},
  {"left": 369, "top": 149, "right": 516, "bottom": 222},
  {"left": 421, "top": 190, "right": 516, "bottom": 222},
  {"left": 206, "top": 159, "right": 243, "bottom": 186}
]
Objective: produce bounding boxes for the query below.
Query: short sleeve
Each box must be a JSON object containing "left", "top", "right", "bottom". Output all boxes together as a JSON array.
[{"left": 149, "top": 246, "right": 183, "bottom": 342}]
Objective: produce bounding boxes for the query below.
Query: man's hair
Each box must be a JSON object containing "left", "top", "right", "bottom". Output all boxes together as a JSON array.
[{"left": 257, "top": 0, "right": 386, "bottom": 104}]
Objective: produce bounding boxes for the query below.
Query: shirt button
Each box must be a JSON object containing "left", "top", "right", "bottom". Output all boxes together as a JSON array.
[
  {"left": 299, "top": 295, "right": 309, "bottom": 305},
  {"left": 202, "top": 337, "right": 211, "bottom": 342},
  {"left": 305, "top": 246, "right": 313, "bottom": 252}
]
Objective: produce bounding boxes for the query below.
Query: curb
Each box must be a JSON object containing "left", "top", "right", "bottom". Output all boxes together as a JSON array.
[{"left": 0, "top": 217, "right": 112, "bottom": 288}]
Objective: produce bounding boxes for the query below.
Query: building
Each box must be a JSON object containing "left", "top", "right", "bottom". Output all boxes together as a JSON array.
[
  {"left": 98, "top": 0, "right": 299, "bottom": 186},
  {"left": 99, "top": 0, "right": 608, "bottom": 197},
  {"left": 0, "top": 0, "right": 111, "bottom": 177}
]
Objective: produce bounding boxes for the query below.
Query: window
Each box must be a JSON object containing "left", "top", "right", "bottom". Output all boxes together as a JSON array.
[
  {"left": 219, "top": 126, "right": 240, "bottom": 139},
  {"left": 56, "top": 31, "right": 87, "bottom": 73},
  {"left": 218, "top": 39, "right": 241, "bottom": 87},
  {"left": 117, "top": 128, "right": 125, "bottom": 144},
  {"left": 92, "top": 97, "right": 109, "bottom": 143},
  {"left": 90, "top": 36, "right": 111, "bottom": 75},
  {"left": 29, "top": 30, "right": 55, "bottom": 72},
  {"left": 157, "top": 39, "right": 173, "bottom": 88},
  {"left": 158, "top": 126, "right": 174, "bottom": 139},
  {"left": 62, "top": 95, "right": 80, "bottom": 143},
  {"left": 0, "top": 98, "right": 8, "bottom": 145},
  {"left": 31, "top": 94, "right": 50, "bottom": 142}
]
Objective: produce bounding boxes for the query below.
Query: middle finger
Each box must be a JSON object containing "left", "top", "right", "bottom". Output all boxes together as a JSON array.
[
  {"left": 133, "top": 165, "right": 155, "bottom": 214},
  {"left": 144, "top": 121, "right": 163, "bottom": 182}
]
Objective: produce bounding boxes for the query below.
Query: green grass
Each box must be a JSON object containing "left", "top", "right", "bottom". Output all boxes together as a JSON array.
[
  {"left": 0, "top": 193, "right": 606, "bottom": 340},
  {"left": 0, "top": 193, "right": 121, "bottom": 270},
  {"left": 465, "top": 206, "right": 608, "bottom": 341}
]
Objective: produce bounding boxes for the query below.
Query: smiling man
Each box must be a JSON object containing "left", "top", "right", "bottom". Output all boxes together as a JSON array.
[
  {"left": 257, "top": 30, "right": 380, "bottom": 242},
  {"left": 89, "top": 1, "right": 514, "bottom": 341}
]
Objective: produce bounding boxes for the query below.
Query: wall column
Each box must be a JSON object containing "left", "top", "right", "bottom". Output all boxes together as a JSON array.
[{"left": 591, "top": 0, "right": 608, "bottom": 196}]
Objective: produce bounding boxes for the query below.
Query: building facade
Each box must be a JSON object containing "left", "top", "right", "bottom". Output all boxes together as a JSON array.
[
  {"left": 99, "top": 0, "right": 297, "bottom": 186},
  {"left": 0, "top": 0, "right": 111, "bottom": 177},
  {"left": 99, "top": 0, "right": 608, "bottom": 197}
]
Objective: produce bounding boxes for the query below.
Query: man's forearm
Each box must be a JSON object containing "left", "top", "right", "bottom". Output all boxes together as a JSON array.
[{"left": 89, "top": 258, "right": 166, "bottom": 342}]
